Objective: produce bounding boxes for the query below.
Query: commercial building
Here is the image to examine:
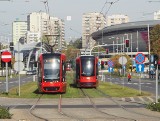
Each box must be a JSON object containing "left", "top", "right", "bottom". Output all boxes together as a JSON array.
[{"left": 91, "top": 20, "right": 160, "bottom": 57}]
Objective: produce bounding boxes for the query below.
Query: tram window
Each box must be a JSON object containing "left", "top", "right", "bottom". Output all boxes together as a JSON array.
[
  {"left": 38, "top": 62, "right": 42, "bottom": 82},
  {"left": 81, "top": 59, "right": 94, "bottom": 76},
  {"left": 43, "top": 58, "right": 60, "bottom": 80}
]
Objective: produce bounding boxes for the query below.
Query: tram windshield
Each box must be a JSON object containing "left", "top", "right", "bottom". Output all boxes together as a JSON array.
[
  {"left": 81, "top": 57, "right": 95, "bottom": 76},
  {"left": 43, "top": 56, "right": 60, "bottom": 81}
]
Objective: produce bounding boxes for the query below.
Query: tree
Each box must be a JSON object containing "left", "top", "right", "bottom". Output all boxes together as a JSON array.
[
  {"left": 110, "top": 54, "right": 132, "bottom": 72},
  {"left": 150, "top": 24, "right": 160, "bottom": 55},
  {"left": 61, "top": 46, "right": 80, "bottom": 61},
  {"left": 68, "top": 38, "right": 82, "bottom": 49}
]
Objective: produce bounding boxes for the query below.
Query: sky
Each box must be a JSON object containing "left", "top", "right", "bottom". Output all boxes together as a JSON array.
[{"left": 0, "top": 0, "right": 160, "bottom": 42}]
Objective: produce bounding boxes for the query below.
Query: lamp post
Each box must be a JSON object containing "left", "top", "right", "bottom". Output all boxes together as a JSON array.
[
  {"left": 136, "top": 31, "right": 139, "bottom": 52},
  {"left": 116, "top": 37, "right": 119, "bottom": 53},
  {"left": 130, "top": 33, "right": 133, "bottom": 71},
  {"left": 109, "top": 36, "right": 118, "bottom": 53},
  {"left": 148, "top": 24, "right": 150, "bottom": 59},
  {"left": 113, "top": 41, "right": 115, "bottom": 53}
]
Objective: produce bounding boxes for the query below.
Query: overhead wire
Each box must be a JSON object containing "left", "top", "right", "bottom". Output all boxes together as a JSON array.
[
  {"left": 104, "top": 0, "right": 120, "bottom": 18},
  {"left": 100, "top": 0, "right": 109, "bottom": 13}
]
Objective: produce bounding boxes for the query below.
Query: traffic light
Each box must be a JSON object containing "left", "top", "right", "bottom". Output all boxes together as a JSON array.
[
  {"left": 125, "top": 39, "right": 130, "bottom": 48},
  {"left": 150, "top": 54, "right": 159, "bottom": 67},
  {"left": 101, "top": 61, "right": 104, "bottom": 69},
  {"left": 9, "top": 42, "right": 14, "bottom": 51},
  {"left": 106, "top": 49, "right": 109, "bottom": 54}
]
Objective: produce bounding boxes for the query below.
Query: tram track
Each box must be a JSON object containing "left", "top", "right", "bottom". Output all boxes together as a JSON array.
[
  {"left": 80, "top": 88, "right": 136, "bottom": 121},
  {"left": 58, "top": 93, "right": 86, "bottom": 121},
  {"left": 29, "top": 94, "right": 48, "bottom": 121},
  {"left": 94, "top": 88, "right": 160, "bottom": 121},
  {"left": 30, "top": 94, "right": 83, "bottom": 121}
]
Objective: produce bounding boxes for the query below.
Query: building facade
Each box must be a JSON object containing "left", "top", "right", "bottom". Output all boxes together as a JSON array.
[
  {"left": 47, "top": 17, "right": 65, "bottom": 50},
  {"left": 154, "top": 10, "right": 160, "bottom": 20},
  {"left": 91, "top": 20, "right": 160, "bottom": 56},
  {"left": 107, "top": 14, "right": 129, "bottom": 26},
  {"left": 82, "top": 12, "right": 106, "bottom": 49},
  {"left": 12, "top": 21, "right": 27, "bottom": 44},
  {"left": 26, "top": 12, "right": 65, "bottom": 49}
]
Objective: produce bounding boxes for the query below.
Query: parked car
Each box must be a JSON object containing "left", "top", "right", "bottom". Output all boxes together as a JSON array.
[{"left": 26, "top": 70, "right": 36, "bottom": 75}]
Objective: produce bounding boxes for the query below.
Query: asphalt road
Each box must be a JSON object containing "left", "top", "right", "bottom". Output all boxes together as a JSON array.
[
  {"left": 0, "top": 75, "right": 33, "bottom": 92},
  {"left": 0, "top": 73, "right": 158, "bottom": 95},
  {"left": 103, "top": 73, "right": 159, "bottom": 95}
]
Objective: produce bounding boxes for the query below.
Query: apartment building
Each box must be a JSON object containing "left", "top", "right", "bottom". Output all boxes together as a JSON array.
[
  {"left": 82, "top": 12, "right": 106, "bottom": 49},
  {"left": 154, "top": 10, "right": 160, "bottom": 20},
  {"left": 49, "top": 17, "right": 65, "bottom": 49},
  {"left": 26, "top": 12, "right": 65, "bottom": 49},
  {"left": 12, "top": 20, "right": 27, "bottom": 44},
  {"left": 107, "top": 14, "right": 129, "bottom": 26}
]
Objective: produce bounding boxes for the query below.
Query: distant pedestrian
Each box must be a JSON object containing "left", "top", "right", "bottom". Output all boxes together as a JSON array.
[{"left": 128, "top": 73, "right": 131, "bottom": 82}]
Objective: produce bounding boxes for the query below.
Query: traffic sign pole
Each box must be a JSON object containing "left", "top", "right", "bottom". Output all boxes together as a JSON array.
[
  {"left": 135, "top": 53, "right": 146, "bottom": 95},
  {"left": 1, "top": 51, "right": 12, "bottom": 94},
  {"left": 6, "top": 62, "right": 8, "bottom": 93},
  {"left": 156, "top": 64, "right": 158, "bottom": 103}
]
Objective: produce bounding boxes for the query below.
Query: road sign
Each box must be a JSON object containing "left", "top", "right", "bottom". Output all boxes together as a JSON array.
[
  {"left": 108, "top": 60, "right": 113, "bottom": 67},
  {"left": 118, "top": 56, "right": 127, "bottom": 65},
  {"left": 123, "top": 65, "right": 126, "bottom": 69},
  {"left": 13, "top": 62, "right": 25, "bottom": 72},
  {"left": 136, "top": 64, "right": 144, "bottom": 72},
  {"left": 1, "top": 51, "right": 12, "bottom": 63},
  {"left": 98, "top": 61, "right": 101, "bottom": 66},
  {"left": 108, "top": 67, "right": 114, "bottom": 72},
  {"left": 135, "top": 53, "right": 145, "bottom": 64},
  {"left": 132, "top": 59, "right": 136, "bottom": 67},
  {"left": 15, "top": 52, "right": 23, "bottom": 61}
]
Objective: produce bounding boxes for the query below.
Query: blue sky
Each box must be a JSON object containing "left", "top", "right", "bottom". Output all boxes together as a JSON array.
[{"left": 0, "top": 0, "right": 160, "bottom": 41}]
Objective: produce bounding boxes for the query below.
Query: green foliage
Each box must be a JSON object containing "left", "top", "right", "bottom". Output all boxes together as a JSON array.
[
  {"left": 110, "top": 54, "right": 132, "bottom": 71},
  {"left": 72, "top": 38, "right": 82, "bottom": 49},
  {"left": 62, "top": 46, "right": 80, "bottom": 61},
  {"left": 68, "top": 38, "right": 82, "bottom": 49},
  {"left": 92, "top": 46, "right": 105, "bottom": 52},
  {"left": 146, "top": 102, "right": 160, "bottom": 112},
  {"left": 150, "top": 24, "right": 160, "bottom": 55},
  {"left": 41, "top": 35, "right": 50, "bottom": 44},
  {"left": 0, "top": 106, "right": 12, "bottom": 119}
]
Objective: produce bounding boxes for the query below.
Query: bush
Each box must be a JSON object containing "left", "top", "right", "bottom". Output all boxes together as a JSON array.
[
  {"left": 0, "top": 106, "right": 12, "bottom": 119},
  {"left": 146, "top": 102, "right": 160, "bottom": 112}
]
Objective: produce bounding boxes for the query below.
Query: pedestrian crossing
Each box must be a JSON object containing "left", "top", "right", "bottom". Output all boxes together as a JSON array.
[{"left": 121, "top": 96, "right": 156, "bottom": 104}]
